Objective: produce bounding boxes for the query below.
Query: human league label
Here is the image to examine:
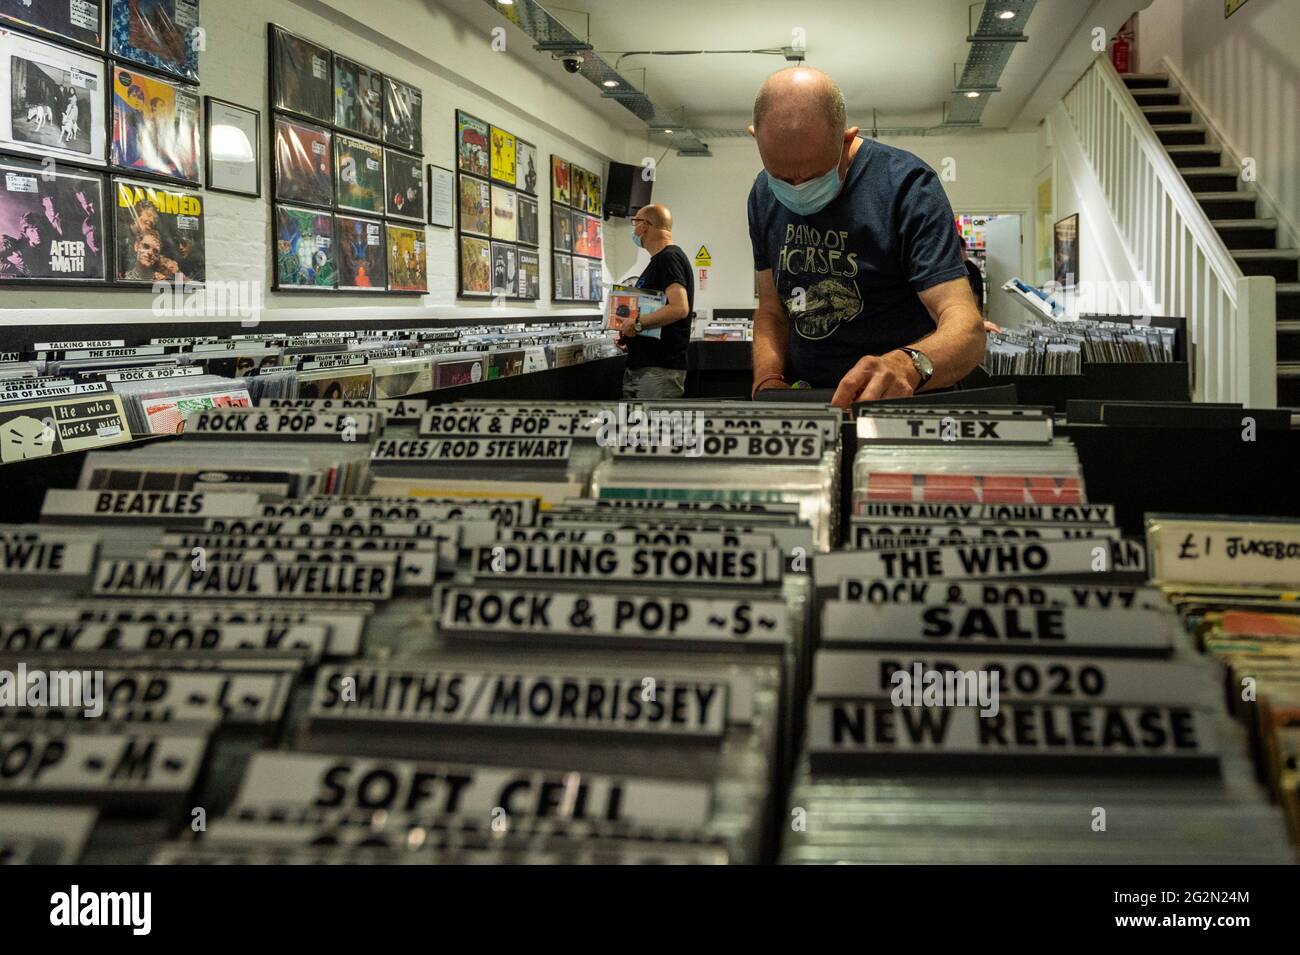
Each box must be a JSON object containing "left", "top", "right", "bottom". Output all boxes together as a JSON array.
[
  {"left": 310, "top": 666, "right": 730, "bottom": 738},
  {"left": 233, "top": 752, "right": 711, "bottom": 827},
  {"left": 439, "top": 587, "right": 789, "bottom": 645}
]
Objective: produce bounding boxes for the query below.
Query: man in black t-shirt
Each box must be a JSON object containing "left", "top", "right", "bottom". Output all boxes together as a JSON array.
[
  {"left": 614, "top": 204, "right": 694, "bottom": 399},
  {"left": 746, "top": 67, "right": 985, "bottom": 408}
]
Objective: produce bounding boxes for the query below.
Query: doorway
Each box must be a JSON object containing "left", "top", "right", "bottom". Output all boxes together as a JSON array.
[{"left": 955, "top": 213, "right": 1023, "bottom": 330}]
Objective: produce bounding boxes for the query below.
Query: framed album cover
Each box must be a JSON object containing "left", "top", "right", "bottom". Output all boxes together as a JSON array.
[
  {"left": 427, "top": 164, "right": 453, "bottom": 229},
  {"left": 516, "top": 247, "right": 540, "bottom": 301},
  {"left": 459, "top": 234, "right": 491, "bottom": 298},
  {"left": 1054, "top": 213, "right": 1079, "bottom": 289},
  {"left": 571, "top": 208, "right": 589, "bottom": 256},
  {"left": 333, "top": 53, "right": 382, "bottom": 140},
  {"left": 334, "top": 133, "right": 383, "bottom": 214},
  {"left": 515, "top": 138, "right": 537, "bottom": 195},
  {"left": 0, "top": 155, "right": 107, "bottom": 285},
  {"left": 490, "top": 240, "right": 516, "bottom": 298},
  {"left": 111, "top": 64, "right": 201, "bottom": 183},
  {"left": 109, "top": 0, "right": 200, "bottom": 83},
  {"left": 274, "top": 203, "right": 336, "bottom": 290},
  {"left": 516, "top": 193, "right": 538, "bottom": 247},
  {"left": 490, "top": 184, "right": 516, "bottom": 242},
  {"left": 205, "top": 98, "right": 259, "bottom": 197},
  {"left": 383, "top": 75, "right": 421, "bottom": 153},
  {"left": 384, "top": 148, "right": 424, "bottom": 222},
  {"left": 585, "top": 169, "right": 603, "bottom": 218},
  {"left": 552, "top": 251, "right": 573, "bottom": 301},
  {"left": 270, "top": 24, "right": 332, "bottom": 124},
  {"left": 457, "top": 174, "right": 490, "bottom": 237},
  {"left": 386, "top": 223, "right": 426, "bottom": 293},
  {"left": 571, "top": 164, "right": 589, "bottom": 214},
  {"left": 335, "top": 214, "right": 386, "bottom": 291},
  {"left": 0, "top": 1, "right": 104, "bottom": 50},
  {"left": 550, "top": 155, "right": 570, "bottom": 206},
  {"left": 273, "top": 115, "right": 332, "bottom": 208},
  {"left": 553, "top": 207, "right": 572, "bottom": 252},
  {"left": 0, "top": 29, "right": 107, "bottom": 165},
  {"left": 489, "top": 125, "right": 515, "bottom": 185},
  {"left": 456, "top": 110, "right": 489, "bottom": 178},
  {"left": 112, "top": 175, "right": 205, "bottom": 285}
]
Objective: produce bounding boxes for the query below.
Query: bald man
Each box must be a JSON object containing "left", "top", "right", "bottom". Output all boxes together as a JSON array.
[
  {"left": 747, "top": 67, "right": 985, "bottom": 408},
  {"left": 616, "top": 203, "right": 694, "bottom": 398}
]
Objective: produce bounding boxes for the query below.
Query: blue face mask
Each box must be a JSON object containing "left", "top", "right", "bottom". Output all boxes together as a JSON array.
[
  {"left": 632, "top": 230, "right": 643, "bottom": 248},
  {"left": 766, "top": 142, "right": 845, "bottom": 216}
]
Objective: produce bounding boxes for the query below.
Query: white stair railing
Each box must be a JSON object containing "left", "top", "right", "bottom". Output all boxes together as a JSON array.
[{"left": 1061, "top": 54, "right": 1276, "bottom": 406}]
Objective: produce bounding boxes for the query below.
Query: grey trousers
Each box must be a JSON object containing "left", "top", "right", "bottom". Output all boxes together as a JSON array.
[{"left": 622, "top": 366, "right": 687, "bottom": 399}]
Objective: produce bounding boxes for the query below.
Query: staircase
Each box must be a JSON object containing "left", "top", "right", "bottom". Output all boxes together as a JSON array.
[{"left": 1122, "top": 72, "right": 1300, "bottom": 406}]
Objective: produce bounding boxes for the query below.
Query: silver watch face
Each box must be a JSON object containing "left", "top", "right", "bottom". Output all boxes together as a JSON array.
[{"left": 910, "top": 349, "right": 933, "bottom": 379}]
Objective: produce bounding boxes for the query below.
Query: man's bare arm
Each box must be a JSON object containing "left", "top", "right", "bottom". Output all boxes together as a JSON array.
[
  {"left": 751, "top": 268, "right": 789, "bottom": 393},
  {"left": 830, "top": 276, "right": 986, "bottom": 408},
  {"left": 636, "top": 283, "right": 690, "bottom": 329}
]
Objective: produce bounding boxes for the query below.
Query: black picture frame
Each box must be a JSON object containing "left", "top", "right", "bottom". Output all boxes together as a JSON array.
[
  {"left": 458, "top": 233, "right": 492, "bottom": 299},
  {"left": 271, "top": 113, "right": 333, "bottom": 210},
  {"left": 204, "top": 96, "right": 260, "bottom": 198},
  {"left": 1, "top": 29, "right": 109, "bottom": 168},
  {"left": 427, "top": 163, "right": 453, "bottom": 229},
  {"left": 0, "top": 1, "right": 105, "bottom": 52},
  {"left": 271, "top": 202, "right": 338, "bottom": 292},
  {"left": 268, "top": 23, "right": 333, "bottom": 125},
  {"left": 383, "top": 146, "right": 424, "bottom": 223},
  {"left": 0, "top": 154, "right": 110, "bottom": 287},
  {"left": 107, "top": 0, "right": 200, "bottom": 85},
  {"left": 1053, "top": 212, "right": 1079, "bottom": 290},
  {"left": 382, "top": 74, "right": 422, "bottom": 153},
  {"left": 111, "top": 173, "right": 206, "bottom": 287},
  {"left": 108, "top": 59, "right": 202, "bottom": 186}
]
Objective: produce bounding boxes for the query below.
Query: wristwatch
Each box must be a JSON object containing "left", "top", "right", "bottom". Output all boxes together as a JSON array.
[
  {"left": 900, "top": 347, "right": 934, "bottom": 388},
  {"left": 633, "top": 318, "right": 643, "bottom": 333}
]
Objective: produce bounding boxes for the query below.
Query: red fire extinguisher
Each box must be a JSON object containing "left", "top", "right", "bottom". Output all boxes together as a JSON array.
[{"left": 1111, "top": 33, "right": 1131, "bottom": 74}]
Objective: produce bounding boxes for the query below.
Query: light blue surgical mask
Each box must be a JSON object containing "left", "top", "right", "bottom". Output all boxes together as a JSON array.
[
  {"left": 766, "top": 142, "right": 845, "bottom": 216},
  {"left": 632, "top": 230, "right": 643, "bottom": 248}
]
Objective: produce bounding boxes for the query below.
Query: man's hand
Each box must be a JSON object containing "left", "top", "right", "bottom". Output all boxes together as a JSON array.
[
  {"left": 617, "top": 316, "right": 638, "bottom": 338},
  {"left": 831, "top": 351, "right": 918, "bottom": 410}
]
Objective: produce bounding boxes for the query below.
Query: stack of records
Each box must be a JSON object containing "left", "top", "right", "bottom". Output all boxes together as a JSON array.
[
  {"left": 778, "top": 407, "right": 1290, "bottom": 864},
  {"left": 590, "top": 401, "right": 843, "bottom": 552},
  {"left": 101, "top": 368, "right": 252, "bottom": 436},
  {"left": 982, "top": 317, "right": 1177, "bottom": 376},
  {"left": 1148, "top": 514, "right": 1300, "bottom": 848}
]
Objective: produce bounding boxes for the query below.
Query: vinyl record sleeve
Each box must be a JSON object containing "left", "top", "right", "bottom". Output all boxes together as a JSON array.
[
  {"left": 571, "top": 164, "right": 588, "bottom": 213},
  {"left": 0, "top": 1, "right": 104, "bottom": 49},
  {"left": 552, "top": 252, "right": 573, "bottom": 301},
  {"left": 110, "top": 63, "right": 200, "bottom": 182},
  {"left": 274, "top": 115, "right": 333, "bottom": 208},
  {"left": 112, "top": 176, "right": 204, "bottom": 284},
  {"left": 553, "top": 208, "right": 572, "bottom": 252},
  {"left": 514, "top": 138, "right": 537, "bottom": 195},
  {"left": 459, "top": 235, "right": 490, "bottom": 297},
  {"left": 455, "top": 110, "right": 488, "bottom": 178},
  {"left": 550, "top": 155, "right": 569, "bottom": 206},
  {"left": 270, "top": 25, "right": 332, "bottom": 123},
  {"left": 383, "top": 148, "right": 424, "bottom": 222},
  {"left": 516, "top": 194, "right": 538, "bottom": 247},
  {"left": 335, "top": 214, "right": 385, "bottom": 292},
  {"left": 457, "top": 174, "right": 491, "bottom": 237},
  {"left": 274, "top": 205, "right": 336, "bottom": 290},
  {"left": 490, "top": 241, "right": 516, "bottom": 298},
  {"left": 334, "top": 134, "right": 383, "bottom": 214},
  {"left": 333, "top": 53, "right": 382, "bottom": 140},
  {"left": 490, "top": 184, "right": 516, "bottom": 241},
  {"left": 382, "top": 75, "right": 421, "bottom": 153},
  {"left": 489, "top": 125, "right": 515, "bottom": 184},
  {"left": 386, "top": 224, "right": 426, "bottom": 293},
  {"left": 0, "top": 28, "right": 107, "bottom": 164},
  {"left": 517, "top": 248, "right": 540, "bottom": 301},
  {"left": 0, "top": 156, "right": 106, "bottom": 283},
  {"left": 109, "top": 0, "right": 199, "bottom": 83}
]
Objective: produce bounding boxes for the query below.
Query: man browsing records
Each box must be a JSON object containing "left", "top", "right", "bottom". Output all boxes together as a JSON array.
[
  {"left": 747, "top": 67, "right": 985, "bottom": 409},
  {"left": 615, "top": 203, "right": 694, "bottom": 399}
]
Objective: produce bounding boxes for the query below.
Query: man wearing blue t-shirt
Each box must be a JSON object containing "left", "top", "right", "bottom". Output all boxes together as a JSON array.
[{"left": 746, "top": 67, "right": 985, "bottom": 408}]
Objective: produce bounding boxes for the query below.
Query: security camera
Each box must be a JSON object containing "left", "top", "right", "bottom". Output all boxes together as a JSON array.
[{"left": 561, "top": 55, "right": 582, "bottom": 74}]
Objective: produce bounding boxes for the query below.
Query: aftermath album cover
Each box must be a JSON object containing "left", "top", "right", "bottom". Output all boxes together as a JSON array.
[
  {"left": 515, "top": 138, "right": 537, "bottom": 195},
  {"left": 112, "top": 175, "right": 204, "bottom": 284},
  {"left": 271, "top": 25, "right": 333, "bottom": 124},
  {"left": 111, "top": 65, "right": 201, "bottom": 183},
  {"left": 490, "top": 184, "right": 516, "bottom": 242},
  {"left": 384, "top": 148, "right": 424, "bottom": 223},
  {"left": 0, "top": 0, "right": 104, "bottom": 49},
  {"left": 383, "top": 75, "right": 421, "bottom": 154},
  {"left": 386, "top": 224, "right": 426, "bottom": 293},
  {"left": 333, "top": 53, "right": 382, "bottom": 141},
  {"left": 275, "top": 204, "right": 336, "bottom": 290},
  {"left": 274, "top": 115, "right": 333, "bottom": 208},
  {"left": 490, "top": 240, "right": 516, "bottom": 296},
  {"left": 456, "top": 110, "right": 489, "bottom": 178},
  {"left": 458, "top": 174, "right": 490, "bottom": 237},
  {"left": 336, "top": 214, "right": 385, "bottom": 292},
  {"left": 0, "top": 28, "right": 107, "bottom": 164},
  {"left": 550, "top": 155, "right": 569, "bottom": 206},
  {"left": 517, "top": 194, "right": 538, "bottom": 247},
  {"left": 0, "top": 156, "right": 106, "bottom": 283},
  {"left": 109, "top": 0, "right": 200, "bottom": 83},
  {"left": 335, "top": 134, "right": 383, "bottom": 214},
  {"left": 517, "top": 248, "right": 540, "bottom": 300},
  {"left": 490, "top": 125, "right": 515, "bottom": 185},
  {"left": 459, "top": 234, "right": 490, "bottom": 297}
]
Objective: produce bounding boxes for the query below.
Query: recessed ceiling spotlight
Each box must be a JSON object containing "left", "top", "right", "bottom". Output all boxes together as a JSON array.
[
  {"left": 603, "top": 79, "right": 618, "bottom": 87},
  {"left": 965, "top": 91, "right": 980, "bottom": 98},
  {"left": 997, "top": 9, "right": 1015, "bottom": 18},
  {"left": 497, "top": 1, "right": 515, "bottom": 6}
]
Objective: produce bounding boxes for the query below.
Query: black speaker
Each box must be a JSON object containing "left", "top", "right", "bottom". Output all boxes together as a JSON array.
[{"left": 605, "top": 160, "right": 654, "bottom": 219}]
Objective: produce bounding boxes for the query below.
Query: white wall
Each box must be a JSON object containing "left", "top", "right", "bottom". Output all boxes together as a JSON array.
[
  {"left": 3, "top": 0, "right": 642, "bottom": 328},
  {"left": 648, "top": 130, "right": 1040, "bottom": 319},
  {"left": 1139, "top": 0, "right": 1300, "bottom": 247}
]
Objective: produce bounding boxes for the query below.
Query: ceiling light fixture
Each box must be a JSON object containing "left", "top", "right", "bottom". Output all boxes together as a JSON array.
[
  {"left": 602, "top": 79, "right": 618, "bottom": 87},
  {"left": 997, "top": 9, "right": 1015, "bottom": 18},
  {"left": 965, "top": 91, "right": 980, "bottom": 98}
]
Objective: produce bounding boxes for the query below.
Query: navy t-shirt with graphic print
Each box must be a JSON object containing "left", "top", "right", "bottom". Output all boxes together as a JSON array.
[{"left": 747, "top": 138, "right": 968, "bottom": 388}]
